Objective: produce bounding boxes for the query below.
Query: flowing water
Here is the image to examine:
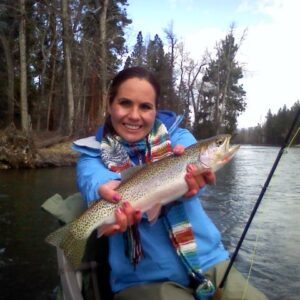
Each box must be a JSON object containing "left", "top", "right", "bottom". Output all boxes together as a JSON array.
[
  {"left": 202, "top": 146, "right": 300, "bottom": 300},
  {"left": 0, "top": 168, "right": 77, "bottom": 299},
  {"left": 0, "top": 146, "right": 299, "bottom": 299}
]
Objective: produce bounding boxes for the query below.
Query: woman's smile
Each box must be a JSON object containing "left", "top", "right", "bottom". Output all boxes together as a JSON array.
[{"left": 123, "top": 123, "right": 142, "bottom": 130}]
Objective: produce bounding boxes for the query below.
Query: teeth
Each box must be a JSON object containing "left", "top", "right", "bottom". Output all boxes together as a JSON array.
[{"left": 124, "top": 124, "right": 140, "bottom": 130}]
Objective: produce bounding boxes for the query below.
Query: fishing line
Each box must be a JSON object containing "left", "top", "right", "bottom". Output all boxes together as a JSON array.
[
  {"left": 218, "top": 107, "right": 300, "bottom": 292},
  {"left": 241, "top": 123, "right": 300, "bottom": 299},
  {"left": 287, "top": 125, "right": 300, "bottom": 148},
  {"left": 241, "top": 198, "right": 266, "bottom": 299}
]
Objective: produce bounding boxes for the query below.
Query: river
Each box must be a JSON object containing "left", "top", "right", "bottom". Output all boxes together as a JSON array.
[{"left": 0, "top": 146, "right": 299, "bottom": 300}]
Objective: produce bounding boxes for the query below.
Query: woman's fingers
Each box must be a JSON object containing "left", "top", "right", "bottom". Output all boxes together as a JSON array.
[
  {"left": 101, "top": 201, "right": 142, "bottom": 236},
  {"left": 115, "top": 206, "right": 128, "bottom": 232},
  {"left": 101, "top": 224, "right": 120, "bottom": 236},
  {"left": 101, "top": 207, "right": 127, "bottom": 236},
  {"left": 173, "top": 144, "right": 185, "bottom": 155},
  {"left": 184, "top": 172, "right": 203, "bottom": 197},
  {"left": 122, "top": 201, "right": 135, "bottom": 226},
  {"left": 98, "top": 180, "right": 121, "bottom": 203},
  {"left": 184, "top": 164, "right": 216, "bottom": 197},
  {"left": 202, "top": 170, "right": 216, "bottom": 185},
  {"left": 120, "top": 201, "right": 142, "bottom": 226},
  {"left": 133, "top": 209, "right": 142, "bottom": 223}
]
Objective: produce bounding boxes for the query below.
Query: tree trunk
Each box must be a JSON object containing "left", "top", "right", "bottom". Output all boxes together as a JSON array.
[
  {"left": 0, "top": 34, "right": 15, "bottom": 124},
  {"left": 187, "top": 61, "right": 206, "bottom": 128},
  {"left": 99, "top": 0, "right": 109, "bottom": 121},
  {"left": 47, "top": 49, "right": 57, "bottom": 131},
  {"left": 62, "top": 0, "right": 75, "bottom": 135},
  {"left": 47, "top": 10, "right": 58, "bottom": 131},
  {"left": 164, "top": 22, "right": 177, "bottom": 110},
  {"left": 36, "top": 47, "right": 48, "bottom": 131},
  {"left": 19, "top": 0, "right": 29, "bottom": 132}
]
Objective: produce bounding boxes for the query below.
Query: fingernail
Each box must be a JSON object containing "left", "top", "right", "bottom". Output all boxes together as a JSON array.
[
  {"left": 116, "top": 207, "right": 123, "bottom": 214},
  {"left": 123, "top": 201, "right": 130, "bottom": 208},
  {"left": 113, "top": 194, "right": 120, "bottom": 202}
]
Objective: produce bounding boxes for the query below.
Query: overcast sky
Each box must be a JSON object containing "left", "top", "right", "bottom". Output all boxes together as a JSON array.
[{"left": 125, "top": 0, "right": 300, "bottom": 128}]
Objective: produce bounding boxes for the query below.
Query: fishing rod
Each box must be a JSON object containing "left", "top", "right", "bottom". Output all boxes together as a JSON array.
[{"left": 217, "top": 107, "right": 300, "bottom": 291}]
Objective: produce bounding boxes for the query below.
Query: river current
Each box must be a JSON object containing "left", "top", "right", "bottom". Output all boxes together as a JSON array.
[{"left": 0, "top": 146, "right": 299, "bottom": 299}]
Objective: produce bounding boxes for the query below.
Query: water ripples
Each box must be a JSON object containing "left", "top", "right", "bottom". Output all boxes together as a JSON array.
[{"left": 202, "top": 145, "right": 300, "bottom": 299}]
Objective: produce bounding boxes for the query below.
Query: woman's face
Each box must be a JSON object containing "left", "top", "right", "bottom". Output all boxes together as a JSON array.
[{"left": 108, "top": 77, "right": 157, "bottom": 143}]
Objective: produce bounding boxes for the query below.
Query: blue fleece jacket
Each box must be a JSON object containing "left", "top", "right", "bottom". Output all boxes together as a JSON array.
[{"left": 72, "top": 111, "right": 229, "bottom": 293}]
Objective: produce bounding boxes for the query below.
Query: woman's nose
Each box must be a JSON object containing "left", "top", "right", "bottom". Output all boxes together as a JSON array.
[{"left": 128, "top": 107, "right": 140, "bottom": 120}]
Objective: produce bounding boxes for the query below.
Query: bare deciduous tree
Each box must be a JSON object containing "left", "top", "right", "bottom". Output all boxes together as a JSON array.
[
  {"left": 0, "top": 33, "right": 15, "bottom": 124},
  {"left": 62, "top": 0, "right": 75, "bottom": 135},
  {"left": 19, "top": 0, "right": 29, "bottom": 131},
  {"left": 99, "top": 0, "right": 109, "bottom": 120}
]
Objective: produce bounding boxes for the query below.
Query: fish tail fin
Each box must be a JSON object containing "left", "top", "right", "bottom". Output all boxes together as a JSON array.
[
  {"left": 45, "top": 223, "right": 72, "bottom": 247},
  {"left": 45, "top": 223, "right": 88, "bottom": 269}
]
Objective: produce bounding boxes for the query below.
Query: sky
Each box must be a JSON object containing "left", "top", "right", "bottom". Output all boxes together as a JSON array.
[{"left": 125, "top": 0, "right": 300, "bottom": 128}]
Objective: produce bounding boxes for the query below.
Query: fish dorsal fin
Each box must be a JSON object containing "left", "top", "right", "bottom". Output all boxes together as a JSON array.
[
  {"left": 146, "top": 203, "right": 163, "bottom": 224},
  {"left": 121, "top": 165, "right": 145, "bottom": 181}
]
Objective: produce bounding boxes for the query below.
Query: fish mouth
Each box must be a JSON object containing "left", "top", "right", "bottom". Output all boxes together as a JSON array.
[
  {"left": 223, "top": 135, "right": 240, "bottom": 157},
  {"left": 215, "top": 134, "right": 239, "bottom": 155},
  {"left": 215, "top": 134, "right": 240, "bottom": 165},
  {"left": 197, "top": 134, "right": 240, "bottom": 170}
]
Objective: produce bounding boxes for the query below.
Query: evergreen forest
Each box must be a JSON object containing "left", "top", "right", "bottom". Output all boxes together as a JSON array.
[{"left": 0, "top": 0, "right": 299, "bottom": 145}]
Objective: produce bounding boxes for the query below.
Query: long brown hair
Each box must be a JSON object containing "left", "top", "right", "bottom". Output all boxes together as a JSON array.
[{"left": 104, "top": 67, "right": 160, "bottom": 137}]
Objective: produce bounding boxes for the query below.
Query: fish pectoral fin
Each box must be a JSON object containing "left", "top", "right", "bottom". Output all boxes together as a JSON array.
[{"left": 146, "top": 203, "right": 162, "bottom": 224}]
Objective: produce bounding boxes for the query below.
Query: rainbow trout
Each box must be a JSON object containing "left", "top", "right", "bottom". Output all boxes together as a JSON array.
[{"left": 46, "top": 134, "right": 239, "bottom": 269}]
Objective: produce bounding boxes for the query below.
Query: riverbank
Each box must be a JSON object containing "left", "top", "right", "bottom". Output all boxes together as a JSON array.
[
  {"left": 0, "top": 126, "right": 78, "bottom": 169},
  {"left": 35, "top": 141, "right": 78, "bottom": 168}
]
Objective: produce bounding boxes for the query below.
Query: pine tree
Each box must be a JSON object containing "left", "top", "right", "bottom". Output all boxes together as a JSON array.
[
  {"left": 130, "top": 31, "right": 146, "bottom": 67},
  {"left": 201, "top": 26, "right": 247, "bottom": 135},
  {"left": 146, "top": 34, "right": 171, "bottom": 109}
]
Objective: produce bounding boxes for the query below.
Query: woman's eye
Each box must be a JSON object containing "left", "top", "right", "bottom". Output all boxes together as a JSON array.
[
  {"left": 140, "top": 103, "right": 153, "bottom": 110},
  {"left": 119, "top": 99, "right": 131, "bottom": 107}
]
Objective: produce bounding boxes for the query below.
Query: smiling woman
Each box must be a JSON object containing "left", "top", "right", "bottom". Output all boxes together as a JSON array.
[
  {"left": 103, "top": 67, "right": 161, "bottom": 142},
  {"left": 68, "top": 66, "right": 267, "bottom": 300},
  {"left": 107, "top": 77, "right": 157, "bottom": 143}
]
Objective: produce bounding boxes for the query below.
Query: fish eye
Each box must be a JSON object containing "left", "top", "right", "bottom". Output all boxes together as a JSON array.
[{"left": 215, "top": 138, "right": 224, "bottom": 147}]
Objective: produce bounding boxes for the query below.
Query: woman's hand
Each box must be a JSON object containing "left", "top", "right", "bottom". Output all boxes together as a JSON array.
[
  {"left": 184, "top": 164, "right": 216, "bottom": 197},
  {"left": 98, "top": 180, "right": 122, "bottom": 203},
  {"left": 173, "top": 144, "right": 216, "bottom": 198},
  {"left": 98, "top": 181, "right": 142, "bottom": 236},
  {"left": 100, "top": 201, "right": 142, "bottom": 236}
]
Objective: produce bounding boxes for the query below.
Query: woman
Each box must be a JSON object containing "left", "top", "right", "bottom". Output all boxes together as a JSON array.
[{"left": 73, "top": 67, "right": 267, "bottom": 300}]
